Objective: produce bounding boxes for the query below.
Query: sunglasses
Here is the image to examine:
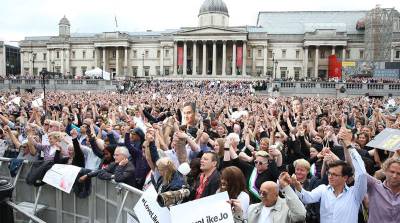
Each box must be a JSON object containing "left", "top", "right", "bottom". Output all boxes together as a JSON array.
[{"left": 254, "top": 160, "right": 267, "bottom": 165}]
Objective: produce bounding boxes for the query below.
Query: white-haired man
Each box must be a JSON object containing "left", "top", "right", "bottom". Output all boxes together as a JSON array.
[{"left": 97, "top": 146, "right": 136, "bottom": 187}]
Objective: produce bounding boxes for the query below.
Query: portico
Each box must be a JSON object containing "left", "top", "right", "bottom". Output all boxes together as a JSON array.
[{"left": 173, "top": 27, "right": 247, "bottom": 76}]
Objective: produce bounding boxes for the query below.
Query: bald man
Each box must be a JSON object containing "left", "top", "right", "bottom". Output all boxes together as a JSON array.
[{"left": 231, "top": 172, "right": 306, "bottom": 223}]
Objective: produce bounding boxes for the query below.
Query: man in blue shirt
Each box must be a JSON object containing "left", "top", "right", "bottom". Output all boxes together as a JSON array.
[{"left": 293, "top": 128, "right": 367, "bottom": 223}]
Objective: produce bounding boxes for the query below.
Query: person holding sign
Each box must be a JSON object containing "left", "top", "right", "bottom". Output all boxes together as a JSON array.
[{"left": 230, "top": 172, "right": 306, "bottom": 223}]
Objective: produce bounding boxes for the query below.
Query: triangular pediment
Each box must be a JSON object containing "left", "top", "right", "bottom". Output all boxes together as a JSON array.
[{"left": 176, "top": 26, "right": 246, "bottom": 36}]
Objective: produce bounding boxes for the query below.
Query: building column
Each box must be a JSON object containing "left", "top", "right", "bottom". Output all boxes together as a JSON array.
[
  {"left": 332, "top": 45, "right": 336, "bottom": 55},
  {"left": 103, "top": 48, "right": 106, "bottom": 72},
  {"left": 263, "top": 45, "right": 267, "bottom": 76},
  {"left": 20, "top": 52, "right": 24, "bottom": 75},
  {"left": 192, "top": 42, "right": 197, "bottom": 75},
  {"left": 342, "top": 47, "right": 346, "bottom": 60},
  {"left": 232, "top": 41, "right": 237, "bottom": 75},
  {"left": 304, "top": 47, "right": 308, "bottom": 77},
  {"left": 222, "top": 41, "right": 226, "bottom": 76},
  {"left": 242, "top": 41, "right": 247, "bottom": 75},
  {"left": 94, "top": 48, "right": 98, "bottom": 68},
  {"left": 252, "top": 46, "right": 256, "bottom": 75},
  {"left": 60, "top": 49, "right": 64, "bottom": 75},
  {"left": 116, "top": 47, "right": 119, "bottom": 76},
  {"left": 391, "top": 47, "right": 395, "bottom": 62},
  {"left": 183, "top": 41, "right": 187, "bottom": 75},
  {"left": 124, "top": 47, "right": 128, "bottom": 75},
  {"left": 212, "top": 41, "right": 217, "bottom": 76},
  {"left": 160, "top": 47, "right": 164, "bottom": 76},
  {"left": 202, "top": 41, "right": 207, "bottom": 75},
  {"left": 46, "top": 49, "right": 50, "bottom": 71},
  {"left": 29, "top": 53, "right": 33, "bottom": 75},
  {"left": 314, "top": 46, "right": 319, "bottom": 78},
  {"left": 173, "top": 41, "right": 178, "bottom": 75},
  {"left": 65, "top": 49, "right": 70, "bottom": 75}
]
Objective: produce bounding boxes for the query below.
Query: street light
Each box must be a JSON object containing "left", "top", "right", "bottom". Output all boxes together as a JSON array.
[
  {"left": 142, "top": 53, "right": 145, "bottom": 77},
  {"left": 32, "top": 53, "right": 36, "bottom": 76},
  {"left": 274, "top": 60, "right": 278, "bottom": 80},
  {"left": 40, "top": 68, "right": 48, "bottom": 115}
]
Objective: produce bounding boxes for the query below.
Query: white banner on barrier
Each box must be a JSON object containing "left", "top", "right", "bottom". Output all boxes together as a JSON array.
[
  {"left": 133, "top": 185, "right": 171, "bottom": 223},
  {"left": 43, "top": 164, "right": 81, "bottom": 193},
  {"left": 170, "top": 192, "right": 234, "bottom": 223}
]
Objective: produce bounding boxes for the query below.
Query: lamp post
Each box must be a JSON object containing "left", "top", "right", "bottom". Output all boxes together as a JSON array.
[
  {"left": 142, "top": 53, "right": 145, "bottom": 77},
  {"left": 40, "top": 68, "right": 47, "bottom": 115},
  {"left": 32, "top": 53, "right": 36, "bottom": 76},
  {"left": 272, "top": 52, "right": 275, "bottom": 81},
  {"left": 274, "top": 60, "right": 278, "bottom": 80}
]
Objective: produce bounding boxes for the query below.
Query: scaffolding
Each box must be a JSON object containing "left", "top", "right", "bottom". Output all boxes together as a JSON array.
[{"left": 364, "top": 6, "right": 396, "bottom": 62}]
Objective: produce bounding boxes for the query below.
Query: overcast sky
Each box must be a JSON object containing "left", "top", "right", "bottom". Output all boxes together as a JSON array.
[{"left": 1, "top": 0, "right": 399, "bottom": 43}]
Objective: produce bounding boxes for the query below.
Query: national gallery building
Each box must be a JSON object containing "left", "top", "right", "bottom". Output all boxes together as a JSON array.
[{"left": 19, "top": 0, "right": 400, "bottom": 79}]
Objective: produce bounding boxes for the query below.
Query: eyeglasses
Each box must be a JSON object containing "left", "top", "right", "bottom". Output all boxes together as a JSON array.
[
  {"left": 327, "top": 172, "right": 342, "bottom": 178},
  {"left": 254, "top": 160, "right": 267, "bottom": 165},
  {"left": 275, "top": 135, "right": 281, "bottom": 138}
]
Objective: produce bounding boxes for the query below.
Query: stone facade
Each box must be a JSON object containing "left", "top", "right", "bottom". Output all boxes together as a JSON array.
[{"left": 18, "top": 0, "right": 400, "bottom": 79}]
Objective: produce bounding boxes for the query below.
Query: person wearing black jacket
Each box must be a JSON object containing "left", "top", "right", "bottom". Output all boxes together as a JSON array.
[
  {"left": 191, "top": 151, "right": 220, "bottom": 200},
  {"left": 96, "top": 146, "right": 136, "bottom": 187},
  {"left": 53, "top": 130, "right": 85, "bottom": 168}
]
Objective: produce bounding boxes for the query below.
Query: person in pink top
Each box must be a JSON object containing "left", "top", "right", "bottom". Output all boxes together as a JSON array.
[{"left": 366, "top": 157, "right": 400, "bottom": 223}]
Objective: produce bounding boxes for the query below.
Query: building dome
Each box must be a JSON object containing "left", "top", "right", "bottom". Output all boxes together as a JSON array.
[
  {"left": 59, "top": 16, "right": 70, "bottom": 26},
  {"left": 199, "top": 0, "right": 229, "bottom": 16}
]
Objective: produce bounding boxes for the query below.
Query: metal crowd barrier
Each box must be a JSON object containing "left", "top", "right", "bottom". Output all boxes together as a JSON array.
[{"left": 0, "top": 157, "right": 143, "bottom": 223}]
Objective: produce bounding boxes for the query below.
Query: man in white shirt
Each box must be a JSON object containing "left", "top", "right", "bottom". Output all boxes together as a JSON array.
[{"left": 293, "top": 128, "right": 367, "bottom": 223}]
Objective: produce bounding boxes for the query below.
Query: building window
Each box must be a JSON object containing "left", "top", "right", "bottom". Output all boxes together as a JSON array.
[
  {"left": 346, "top": 49, "right": 350, "bottom": 59},
  {"left": 296, "top": 50, "right": 300, "bottom": 59},
  {"left": 157, "top": 50, "right": 160, "bottom": 58},
  {"left": 112, "top": 51, "right": 116, "bottom": 59},
  {"left": 82, "top": 51, "right": 86, "bottom": 59},
  {"left": 156, "top": 66, "right": 160, "bottom": 75},
  {"left": 132, "top": 66, "right": 138, "bottom": 76},
  {"left": 71, "top": 67, "right": 77, "bottom": 76},
  {"left": 133, "top": 50, "right": 137, "bottom": 58},
  {"left": 211, "top": 16, "right": 214, "bottom": 25},
  {"left": 164, "top": 66, "right": 170, "bottom": 75},
  {"left": 81, "top": 66, "right": 87, "bottom": 75},
  {"left": 282, "top": 49, "right": 286, "bottom": 59},
  {"left": 93, "top": 51, "right": 95, "bottom": 59},
  {"left": 258, "top": 49, "right": 262, "bottom": 58},
  {"left": 145, "top": 50, "right": 149, "bottom": 58},
  {"left": 247, "top": 49, "right": 251, "bottom": 58},
  {"left": 144, "top": 66, "right": 150, "bottom": 76},
  {"left": 72, "top": 51, "right": 76, "bottom": 59},
  {"left": 294, "top": 67, "right": 301, "bottom": 80},
  {"left": 43, "top": 53, "right": 47, "bottom": 60},
  {"left": 165, "top": 50, "right": 169, "bottom": 57},
  {"left": 280, "top": 67, "right": 287, "bottom": 79},
  {"left": 396, "top": 50, "right": 400, "bottom": 59},
  {"left": 320, "top": 49, "right": 326, "bottom": 59},
  {"left": 268, "top": 50, "right": 272, "bottom": 58},
  {"left": 56, "top": 51, "right": 60, "bottom": 59},
  {"left": 359, "top": 50, "right": 364, "bottom": 59}
]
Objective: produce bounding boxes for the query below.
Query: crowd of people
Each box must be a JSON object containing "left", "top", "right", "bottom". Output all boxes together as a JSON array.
[{"left": 0, "top": 80, "right": 399, "bottom": 223}]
